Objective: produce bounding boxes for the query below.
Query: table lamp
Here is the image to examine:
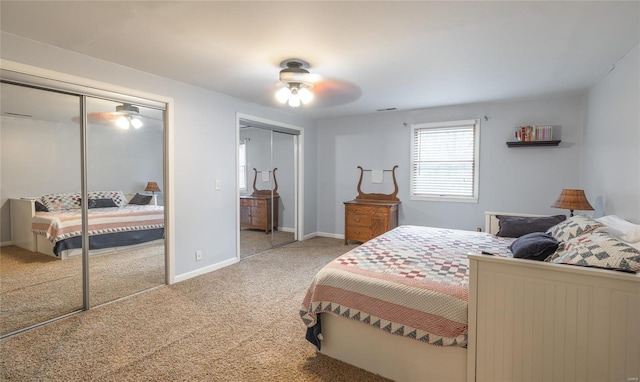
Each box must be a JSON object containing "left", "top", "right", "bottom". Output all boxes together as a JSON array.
[{"left": 551, "top": 189, "right": 593, "bottom": 217}]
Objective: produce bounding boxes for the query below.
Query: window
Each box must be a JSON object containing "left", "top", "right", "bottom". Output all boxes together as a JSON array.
[
  {"left": 239, "top": 140, "right": 247, "bottom": 191},
  {"left": 410, "top": 119, "right": 479, "bottom": 202}
]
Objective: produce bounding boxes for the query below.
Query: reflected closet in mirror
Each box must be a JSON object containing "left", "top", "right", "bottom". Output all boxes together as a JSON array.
[{"left": 238, "top": 119, "right": 298, "bottom": 258}]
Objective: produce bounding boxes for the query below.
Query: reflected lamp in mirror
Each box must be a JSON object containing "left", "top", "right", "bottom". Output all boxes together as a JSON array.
[
  {"left": 551, "top": 189, "right": 594, "bottom": 217},
  {"left": 144, "top": 181, "right": 161, "bottom": 195}
]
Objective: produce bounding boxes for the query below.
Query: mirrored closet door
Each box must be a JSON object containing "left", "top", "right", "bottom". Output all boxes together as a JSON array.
[
  {"left": 0, "top": 81, "right": 84, "bottom": 336},
  {"left": 85, "top": 97, "right": 165, "bottom": 307},
  {"left": 270, "top": 130, "right": 297, "bottom": 248},
  {"left": 239, "top": 120, "right": 298, "bottom": 258},
  {"left": 0, "top": 73, "right": 167, "bottom": 337}
]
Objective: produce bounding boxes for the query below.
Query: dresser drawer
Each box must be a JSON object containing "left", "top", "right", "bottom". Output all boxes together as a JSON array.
[
  {"left": 251, "top": 206, "right": 266, "bottom": 216},
  {"left": 346, "top": 213, "right": 370, "bottom": 227},
  {"left": 345, "top": 204, "right": 361, "bottom": 214},
  {"left": 251, "top": 217, "right": 266, "bottom": 227},
  {"left": 241, "top": 198, "right": 262, "bottom": 207},
  {"left": 346, "top": 226, "right": 371, "bottom": 243},
  {"left": 347, "top": 204, "right": 388, "bottom": 216}
]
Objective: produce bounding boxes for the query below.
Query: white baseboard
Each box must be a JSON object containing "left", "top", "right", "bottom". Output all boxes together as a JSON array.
[
  {"left": 302, "top": 232, "right": 344, "bottom": 240},
  {"left": 315, "top": 232, "right": 344, "bottom": 240},
  {"left": 0, "top": 241, "right": 13, "bottom": 247},
  {"left": 173, "top": 257, "right": 238, "bottom": 283},
  {"left": 175, "top": 231, "right": 344, "bottom": 282},
  {"left": 277, "top": 227, "right": 295, "bottom": 233},
  {"left": 301, "top": 233, "right": 315, "bottom": 240}
]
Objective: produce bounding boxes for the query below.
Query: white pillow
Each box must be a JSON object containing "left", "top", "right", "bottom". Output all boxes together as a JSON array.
[{"left": 596, "top": 215, "right": 640, "bottom": 243}]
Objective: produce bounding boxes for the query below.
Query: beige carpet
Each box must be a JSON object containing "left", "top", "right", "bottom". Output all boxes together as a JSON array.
[
  {"left": 240, "top": 229, "right": 295, "bottom": 258},
  {"left": 0, "top": 237, "right": 392, "bottom": 381},
  {"left": 0, "top": 243, "right": 165, "bottom": 336}
]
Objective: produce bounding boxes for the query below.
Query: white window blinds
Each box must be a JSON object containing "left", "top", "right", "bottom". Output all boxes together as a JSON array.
[{"left": 410, "top": 119, "right": 479, "bottom": 202}]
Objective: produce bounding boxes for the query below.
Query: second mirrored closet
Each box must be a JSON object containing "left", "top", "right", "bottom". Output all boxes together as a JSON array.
[{"left": 239, "top": 119, "right": 298, "bottom": 258}]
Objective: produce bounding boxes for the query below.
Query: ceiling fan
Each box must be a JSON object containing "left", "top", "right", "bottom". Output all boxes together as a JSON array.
[
  {"left": 113, "top": 103, "right": 143, "bottom": 129},
  {"left": 275, "top": 59, "right": 315, "bottom": 107},
  {"left": 74, "top": 103, "right": 148, "bottom": 129},
  {"left": 274, "top": 58, "right": 361, "bottom": 108}
]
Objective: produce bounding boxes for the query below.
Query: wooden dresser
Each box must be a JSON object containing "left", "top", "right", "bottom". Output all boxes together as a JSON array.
[
  {"left": 240, "top": 195, "right": 279, "bottom": 234},
  {"left": 344, "top": 200, "right": 400, "bottom": 244}
]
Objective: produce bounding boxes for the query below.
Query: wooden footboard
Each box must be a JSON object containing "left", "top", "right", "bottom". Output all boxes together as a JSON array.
[{"left": 468, "top": 254, "right": 640, "bottom": 382}]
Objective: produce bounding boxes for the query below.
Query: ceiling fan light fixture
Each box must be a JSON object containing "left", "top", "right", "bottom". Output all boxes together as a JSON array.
[
  {"left": 277, "top": 59, "right": 316, "bottom": 108},
  {"left": 131, "top": 117, "right": 143, "bottom": 129},
  {"left": 288, "top": 88, "right": 301, "bottom": 108},
  {"left": 279, "top": 59, "right": 313, "bottom": 86},
  {"left": 113, "top": 103, "right": 144, "bottom": 129},
  {"left": 115, "top": 115, "right": 144, "bottom": 130},
  {"left": 298, "top": 87, "right": 314, "bottom": 104},
  {"left": 275, "top": 86, "right": 292, "bottom": 103},
  {"left": 116, "top": 115, "right": 131, "bottom": 129},
  {"left": 116, "top": 103, "right": 140, "bottom": 115}
]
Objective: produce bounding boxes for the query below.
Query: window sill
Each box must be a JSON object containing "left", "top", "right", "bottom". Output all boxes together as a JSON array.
[{"left": 410, "top": 195, "right": 478, "bottom": 203}]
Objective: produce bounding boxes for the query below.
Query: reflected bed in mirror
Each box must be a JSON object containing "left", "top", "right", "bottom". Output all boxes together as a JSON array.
[{"left": 10, "top": 192, "right": 164, "bottom": 260}]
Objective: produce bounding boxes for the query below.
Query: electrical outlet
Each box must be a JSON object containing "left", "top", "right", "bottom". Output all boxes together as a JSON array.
[
  {"left": 215, "top": 179, "right": 221, "bottom": 190},
  {"left": 195, "top": 250, "right": 202, "bottom": 261}
]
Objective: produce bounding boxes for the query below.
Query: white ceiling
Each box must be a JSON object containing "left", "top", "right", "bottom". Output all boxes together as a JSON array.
[{"left": 1, "top": 1, "right": 638, "bottom": 119}]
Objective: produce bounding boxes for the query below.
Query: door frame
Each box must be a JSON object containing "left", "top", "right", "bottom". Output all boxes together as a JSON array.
[{"left": 235, "top": 112, "right": 304, "bottom": 259}]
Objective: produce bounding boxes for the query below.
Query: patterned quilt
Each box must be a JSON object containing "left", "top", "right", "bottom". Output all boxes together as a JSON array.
[
  {"left": 300, "top": 225, "right": 514, "bottom": 349},
  {"left": 31, "top": 205, "right": 164, "bottom": 244}
]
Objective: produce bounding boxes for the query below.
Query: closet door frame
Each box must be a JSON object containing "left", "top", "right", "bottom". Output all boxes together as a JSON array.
[
  {"left": 1, "top": 60, "right": 176, "bottom": 286},
  {"left": 235, "top": 113, "right": 304, "bottom": 258}
]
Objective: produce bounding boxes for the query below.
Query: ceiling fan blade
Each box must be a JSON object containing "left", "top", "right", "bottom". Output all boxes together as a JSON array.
[
  {"left": 71, "top": 112, "right": 120, "bottom": 125},
  {"left": 311, "top": 79, "right": 362, "bottom": 107}
]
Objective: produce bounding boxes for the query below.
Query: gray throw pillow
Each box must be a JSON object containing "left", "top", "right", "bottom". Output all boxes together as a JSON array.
[
  {"left": 497, "top": 215, "right": 566, "bottom": 238},
  {"left": 128, "top": 193, "right": 153, "bottom": 205},
  {"left": 509, "top": 232, "right": 559, "bottom": 261},
  {"left": 88, "top": 198, "right": 118, "bottom": 209}
]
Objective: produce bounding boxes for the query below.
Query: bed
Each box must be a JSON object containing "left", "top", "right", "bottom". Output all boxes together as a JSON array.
[
  {"left": 300, "top": 211, "right": 640, "bottom": 381},
  {"left": 10, "top": 191, "right": 164, "bottom": 259}
]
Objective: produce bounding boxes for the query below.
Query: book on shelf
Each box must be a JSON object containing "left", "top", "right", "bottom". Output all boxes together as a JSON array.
[{"left": 513, "top": 125, "right": 554, "bottom": 142}]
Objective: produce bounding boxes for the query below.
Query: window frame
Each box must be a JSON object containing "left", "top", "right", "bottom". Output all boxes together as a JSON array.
[
  {"left": 239, "top": 140, "right": 247, "bottom": 192},
  {"left": 409, "top": 119, "right": 480, "bottom": 203}
]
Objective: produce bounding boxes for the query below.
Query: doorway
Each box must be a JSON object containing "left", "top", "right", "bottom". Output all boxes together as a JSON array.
[{"left": 237, "top": 116, "right": 301, "bottom": 258}]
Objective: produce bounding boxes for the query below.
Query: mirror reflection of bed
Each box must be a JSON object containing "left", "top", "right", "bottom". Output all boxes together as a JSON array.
[
  {"left": 0, "top": 81, "right": 166, "bottom": 337},
  {"left": 238, "top": 121, "right": 297, "bottom": 259}
]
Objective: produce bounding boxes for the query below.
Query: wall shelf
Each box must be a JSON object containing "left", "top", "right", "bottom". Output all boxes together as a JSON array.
[{"left": 506, "top": 140, "right": 561, "bottom": 147}]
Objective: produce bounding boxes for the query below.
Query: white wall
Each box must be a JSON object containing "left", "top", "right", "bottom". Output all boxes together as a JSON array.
[
  {"left": 583, "top": 44, "right": 640, "bottom": 222},
  {"left": 0, "top": 32, "right": 317, "bottom": 279},
  {"left": 317, "top": 94, "right": 586, "bottom": 234}
]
